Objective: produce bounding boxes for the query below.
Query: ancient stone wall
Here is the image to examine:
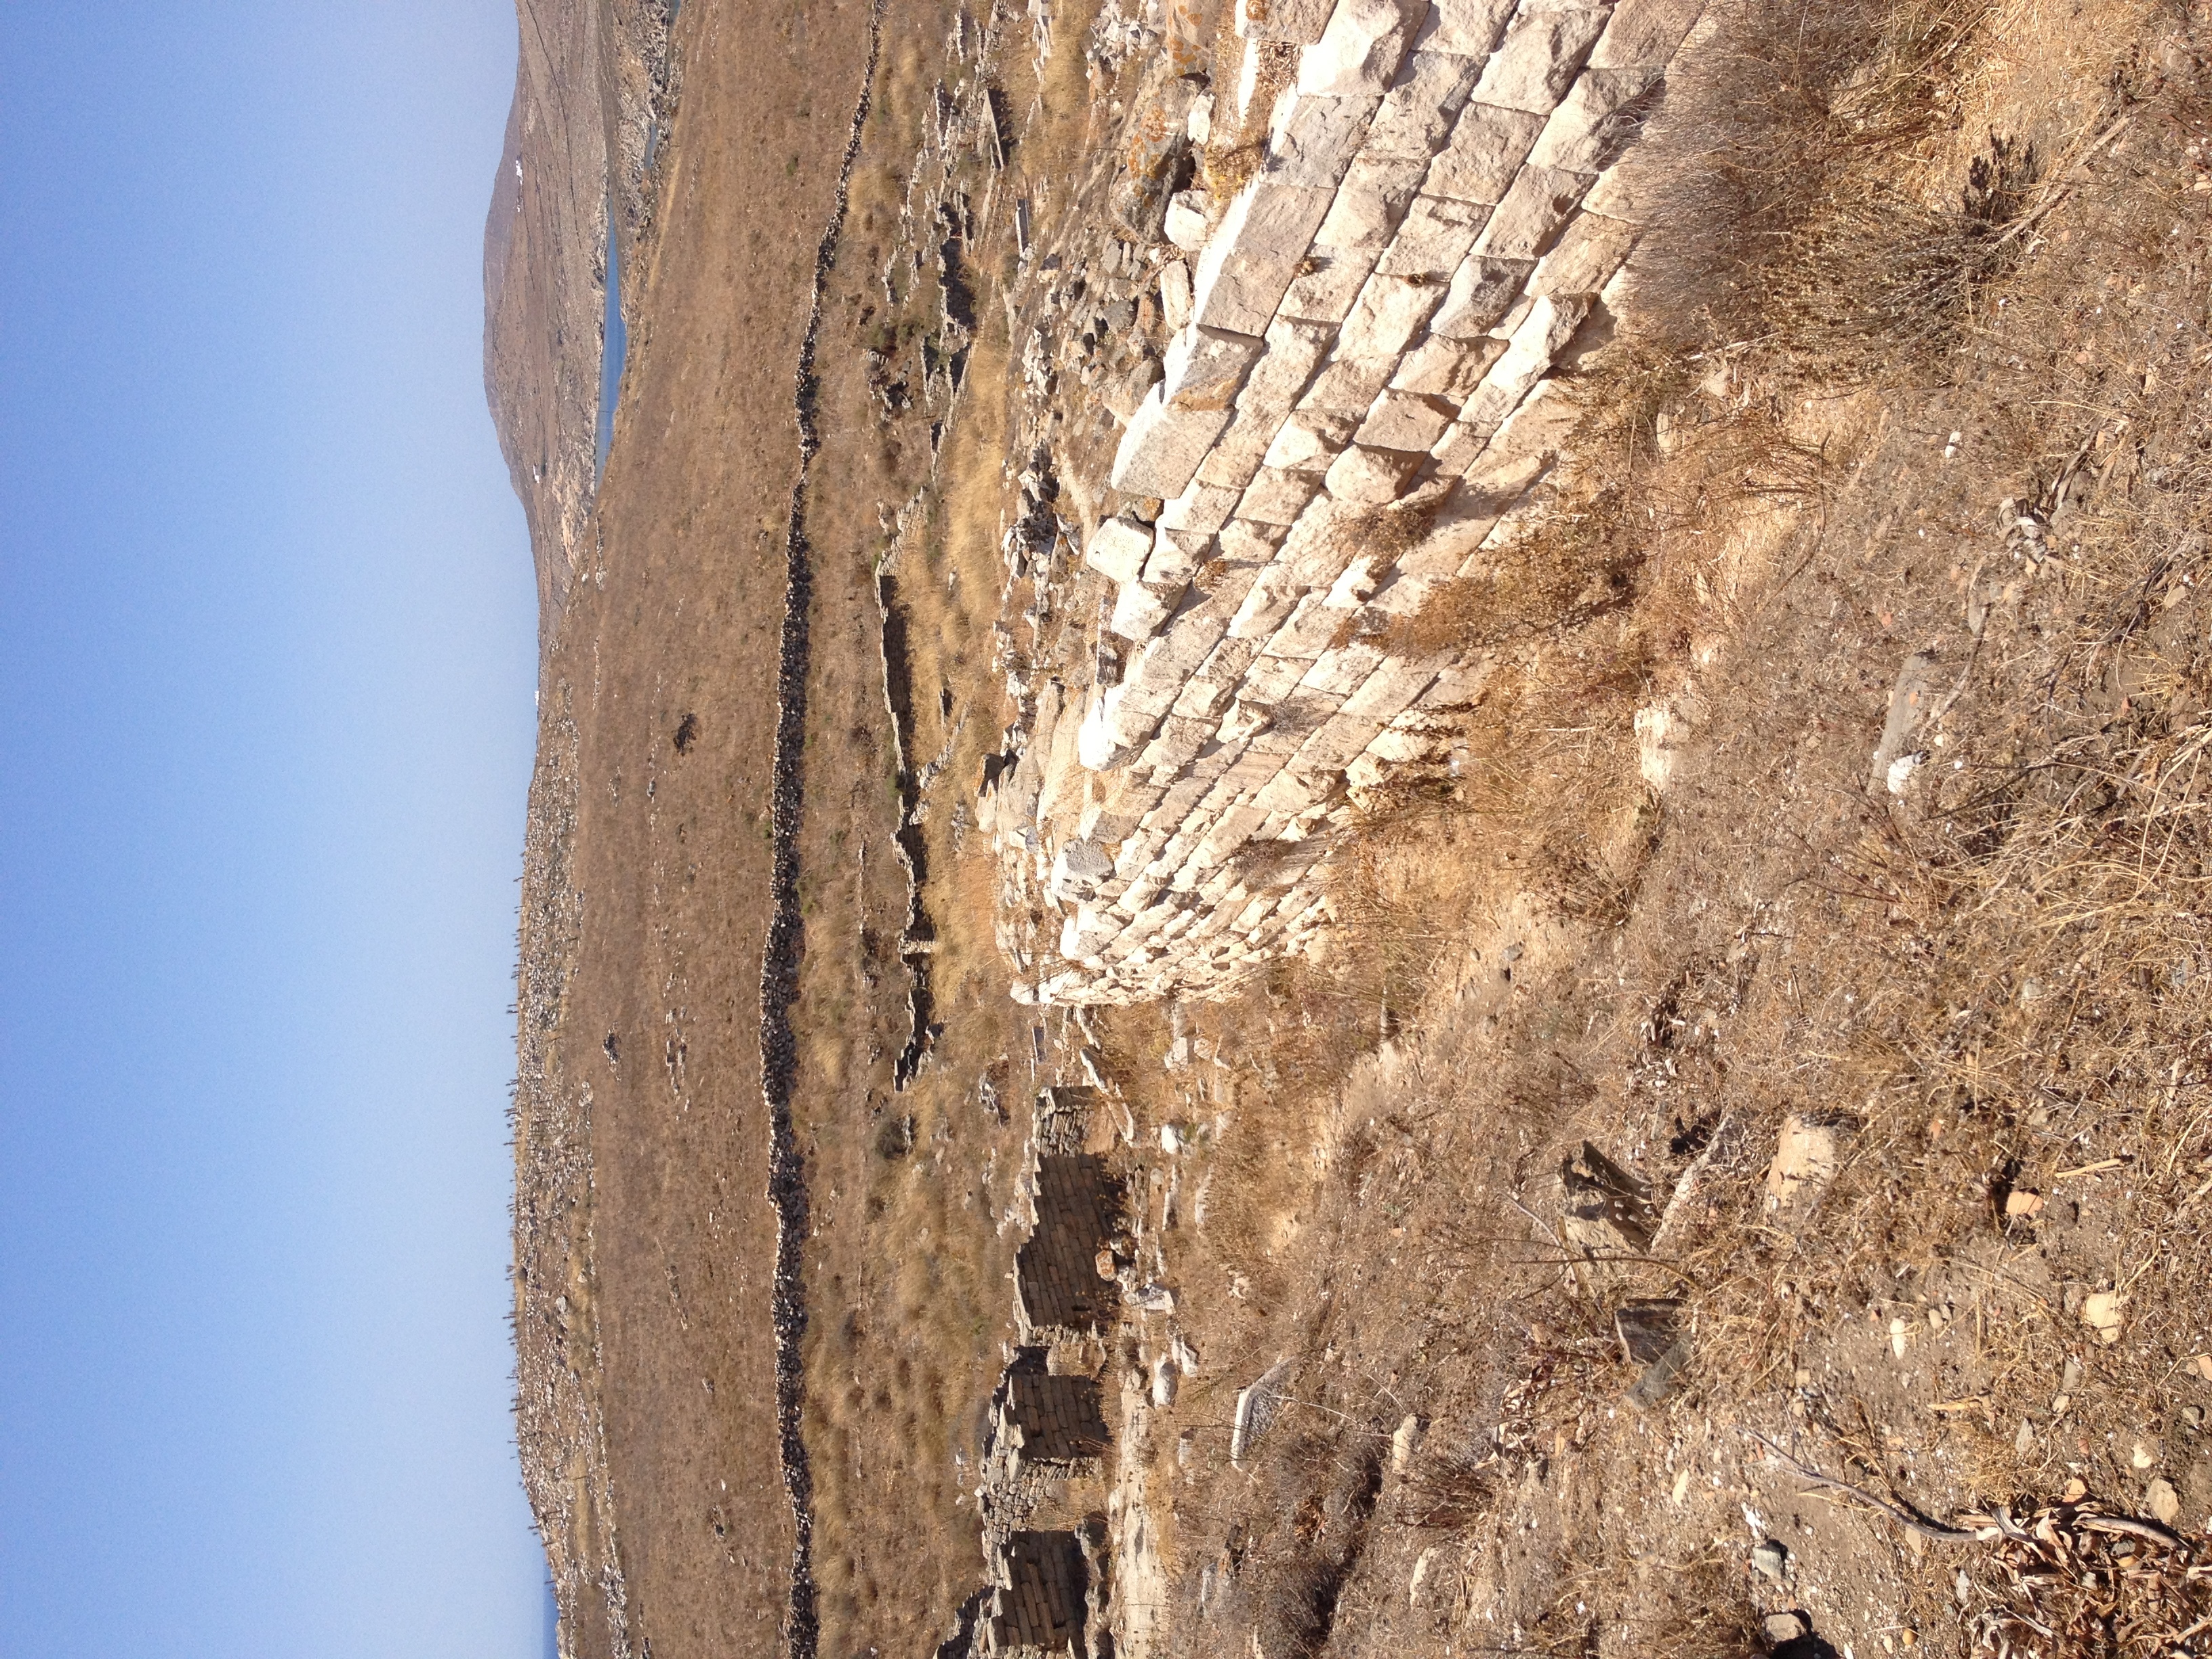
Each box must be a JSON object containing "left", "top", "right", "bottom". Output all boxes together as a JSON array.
[
  {"left": 987, "top": 0, "right": 1704, "bottom": 1003},
  {"left": 991, "top": 1350, "right": 1113, "bottom": 1469},
  {"left": 1014, "top": 1155, "right": 1124, "bottom": 1338},
  {"left": 982, "top": 1531, "right": 1091, "bottom": 1658}
]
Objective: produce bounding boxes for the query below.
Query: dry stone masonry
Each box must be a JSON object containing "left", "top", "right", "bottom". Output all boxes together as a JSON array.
[{"left": 986, "top": 0, "right": 1704, "bottom": 1003}]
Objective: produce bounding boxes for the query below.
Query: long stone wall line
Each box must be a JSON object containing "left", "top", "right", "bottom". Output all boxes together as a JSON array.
[
  {"left": 760, "top": 3, "right": 885, "bottom": 1652},
  {"left": 993, "top": 0, "right": 1704, "bottom": 1004}
]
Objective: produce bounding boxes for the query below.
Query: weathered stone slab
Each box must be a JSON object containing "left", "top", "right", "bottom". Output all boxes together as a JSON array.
[
  {"left": 1237, "top": 466, "right": 1327, "bottom": 525},
  {"left": 1276, "top": 155, "right": 1425, "bottom": 323},
  {"left": 1412, "top": 0, "right": 1515, "bottom": 58},
  {"left": 1300, "top": 348, "right": 1399, "bottom": 418},
  {"left": 1528, "top": 67, "right": 1665, "bottom": 174},
  {"left": 1236, "top": 0, "right": 1337, "bottom": 43},
  {"left": 1298, "top": 638, "right": 1387, "bottom": 697},
  {"left": 1196, "top": 316, "right": 1338, "bottom": 489},
  {"left": 1376, "top": 194, "right": 1490, "bottom": 279},
  {"left": 1340, "top": 271, "right": 1450, "bottom": 363},
  {"left": 1473, "top": 163, "right": 1593, "bottom": 260},
  {"left": 1108, "top": 579, "right": 1175, "bottom": 641},
  {"left": 1160, "top": 478, "right": 1242, "bottom": 534},
  {"left": 1364, "top": 49, "right": 1484, "bottom": 159},
  {"left": 1422, "top": 102, "right": 1544, "bottom": 205},
  {"left": 1326, "top": 443, "right": 1421, "bottom": 504},
  {"left": 1228, "top": 562, "right": 1309, "bottom": 640},
  {"left": 1267, "top": 91, "right": 1382, "bottom": 188},
  {"left": 1429, "top": 252, "right": 1536, "bottom": 337},
  {"left": 1297, "top": 0, "right": 1425, "bottom": 98},
  {"left": 1263, "top": 408, "right": 1360, "bottom": 470},
  {"left": 1143, "top": 529, "right": 1210, "bottom": 590},
  {"left": 1191, "top": 179, "right": 1336, "bottom": 336},
  {"left": 1111, "top": 386, "right": 1235, "bottom": 498},
  {"left": 1172, "top": 635, "right": 1264, "bottom": 717},
  {"left": 1162, "top": 323, "right": 1267, "bottom": 413},
  {"left": 1459, "top": 293, "right": 1591, "bottom": 430},
  {"left": 1393, "top": 331, "right": 1507, "bottom": 398},
  {"left": 1531, "top": 209, "right": 1638, "bottom": 300},
  {"left": 1355, "top": 389, "right": 1455, "bottom": 451},
  {"left": 1589, "top": 0, "right": 1705, "bottom": 68},
  {"left": 1086, "top": 516, "right": 1155, "bottom": 585},
  {"left": 1471, "top": 8, "right": 1611, "bottom": 113}
]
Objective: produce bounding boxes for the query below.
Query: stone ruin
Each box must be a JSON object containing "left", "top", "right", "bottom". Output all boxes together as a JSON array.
[
  {"left": 981, "top": 1529, "right": 1095, "bottom": 1659},
  {"left": 1015, "top": 1153, "right": 1123, "bottom": 1340},
  {"left": 980, "top": 0, "right": 1708, "bottom": 1004},
  {"left": 987, "top": 1349, "right": 1112, "bottom": 1483}
]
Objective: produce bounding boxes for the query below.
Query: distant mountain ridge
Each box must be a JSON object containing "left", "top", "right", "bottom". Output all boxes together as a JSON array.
[{"left": 483, "top": 0, "right": 676, "bottom": 649}]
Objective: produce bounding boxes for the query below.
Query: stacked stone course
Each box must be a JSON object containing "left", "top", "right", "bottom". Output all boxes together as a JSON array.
[{"left": 1000, "top": 0, "right": 1702, "bottom": 1003}]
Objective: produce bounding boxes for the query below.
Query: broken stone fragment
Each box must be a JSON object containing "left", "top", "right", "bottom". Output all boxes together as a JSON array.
[
  {"left": 1764, "top": 1114, "right": 1842, "bottom": 1212},
  {"left": 2081, "top": 1288, "right": 2126, "bottom": 1344},
  {"left": 1164, "top": 192, "right": 1210, "bottom": 253},
  {"left": 1326, "top": 443, "right": 1420, "bottom": 504},
  {"left": 1162, "top": 322, "right": 1267, "bottom": 412},
  {"left": 1108, "top": 579, "right": 1175, "bottom": 642}
]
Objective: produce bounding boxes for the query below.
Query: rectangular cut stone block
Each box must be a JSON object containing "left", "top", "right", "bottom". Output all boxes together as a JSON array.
[
  {"left": 1393, "top": 331, "right": 1507, "bottom": 398},
  {"left": 1160, "top": 479, "right": 1242, "bottom": 534},
  {"left": 1528, "top": 68, "right": 1664, "bottom": 173},
  {"left": 1218, "top": 516, "right": 1291, "bottom": 563},
  {"left": 1422, "top": 102, "right": 1544, "bottom": 205},
  {"left": 1241, "top": 653, "right": 1315, "bottom": 708},
  {"left": 1172, "top": 636, "right": 1263, "bottom": 716},
  {"left": 1267, "top": 590, "right": 1358, "bottom": 659},
  {"left": 1376, "top": 194, "right": 1490, "bottom": 279},
  {"left": 1236, "top": 0, "right": 1336, "bottom": 43},
  {"left": 1162, "top": 324, "right": 1267, "bottom": 412},
  {"left": 1355, "top": 389, "right": 1454, "bottom": 451},
  {"left": 1276, "top": 155, "right": 1425, "bottom": 323},
  {"left": 1195, "top": 316, "right": 1338, "bottom": 489},
  {"left": 1471, "top": 9, "right": 1610, "bottom": 113},
  {"left": 1191, "top": 180, "right": 1336, "bottom": 336},
  {"left": 1086, "top": 516, "right": 1155, "bottom": 585},
  {"left": 1430, "top": 253, "right": 1536, "bottom": 337},
  {"left": 1265, "top": 91, "right": 1381, "bottom": 188},
  {"left": 1237, "top": 467, "right": 1326, "bottom": 525},
  {"left": 1297, "top": 0, "right": 1425, "bottom": 98},
  {"left": 1134, "top": 715, "right": 1215, "bottom": 777},
  {"left": 1531, "top": 209, "right": 1638, "bottom": 300},
  {"left": 1299, "top": 639, "right": 1386, "bottom": 697},
  {"left": 1228, "top": 562, "right": 1308, "bottom": 640},
  {"left": 1460, "top": 291, "right": 1592, "bottom": 430},
  {"left": 1589, "top": 0, "right": 1705, "bottom": 68},
  {"left": 1412, "top": 0, "right": 1515, "bottom": 57},
  {"left": 1264, "top": 408, "right": 1359, "bottom": 470},
  {"left": 1108, "top": 579, "right": 1174, "bottom": 641},
  {"left": 1473, "top": 164, "right": 1593, "bottom": 261},
  {"left": 1111, "top": 386, "right": 1235, "bottom": 498},
  {"left": 1142, "top": 531, "right": 1208, "bottom": 590},
  {"left": 1338, "top": 272, "right": 1448, "bottom": 362},
  {"left": 1364, "top": 49, "right": 1483, "bottom": 159},
  {"left": 1300, "top": 350, "right": 1399, "bottom": 417}
]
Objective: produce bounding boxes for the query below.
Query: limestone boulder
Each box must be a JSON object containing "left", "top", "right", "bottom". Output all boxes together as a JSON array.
[
  {"left": 1265, "top": 90, "right": 1379, "bottom": 188},
  {"left": 1589, "top": 0, "right": 1706, "bottom": 69},
  {"left": 1527, "top": 67, "right": 1665, "bottom": 174},
  {"left": 1472, "top": 165, "right": 1592, "bottom": 261},
  {"left": 1326, "top": 443, "right": 1421, "bottom": 504},
  {"left": 1364, "top": 49, "right": 1484, "bottom": 159},
  {"left": 1235, "top": 0, "right": 1337, "bottom": 43},
  {"left": 1429, "top": 252, "right": 1536, "bottom": 337},
  {"left": 1412, "top": 0, "right": 1515, "bottom": 58}
]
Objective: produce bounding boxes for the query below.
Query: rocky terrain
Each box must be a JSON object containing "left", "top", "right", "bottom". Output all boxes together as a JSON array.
[{"left": 491, "top": 0, "right": 2212, "bottom": 1655}]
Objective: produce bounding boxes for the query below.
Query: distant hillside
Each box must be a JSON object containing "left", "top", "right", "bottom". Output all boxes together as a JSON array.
[{"left": 483, "top": 0, "right": 675, "bottom": 647}]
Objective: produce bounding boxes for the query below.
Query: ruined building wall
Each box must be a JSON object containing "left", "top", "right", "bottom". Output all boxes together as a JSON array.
[{"left": 984, "top": 0, "right": 1704, "bottom": 1004}]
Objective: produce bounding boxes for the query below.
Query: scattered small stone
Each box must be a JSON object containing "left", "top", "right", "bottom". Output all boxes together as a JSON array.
[
  {"left": 2005, "top": 1188, "right": 2045, "bottom": 1217},
  {"left": 1763, "top": 1611, "right": 1808, "bottom": 1645},
  {"left": 2148, "top": 1476, "right": 2182, "bottom": 1526},
  {"left": 1751, "top": 1538, "right": 1790, "bottom": 1583},
  {"left": 2081, "top": 1289, "right": 2125, "bottom": 1343}
]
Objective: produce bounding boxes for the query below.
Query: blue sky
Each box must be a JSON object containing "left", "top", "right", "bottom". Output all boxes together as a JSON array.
[{"left": 1, "top": 7, "right": 546, "bottom": 1656}]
